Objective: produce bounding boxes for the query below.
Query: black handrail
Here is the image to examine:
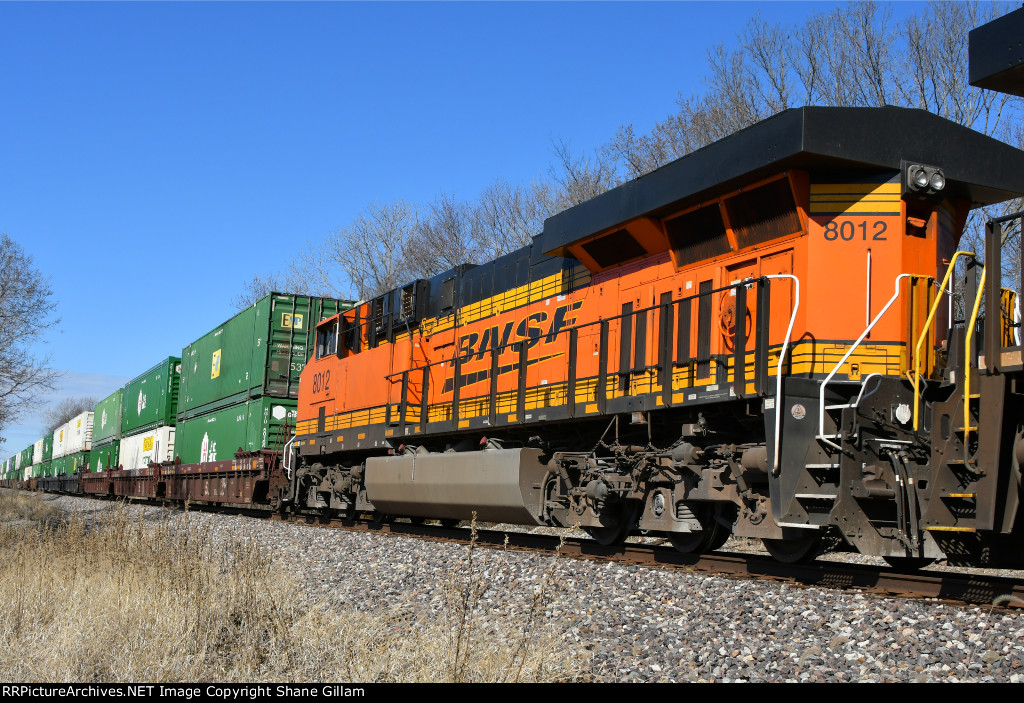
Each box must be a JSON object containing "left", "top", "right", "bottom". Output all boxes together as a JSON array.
[{"left": 380, "top": 277, "right": 780, "bottom": 427}]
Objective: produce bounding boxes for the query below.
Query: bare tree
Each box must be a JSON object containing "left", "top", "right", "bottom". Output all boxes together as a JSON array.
[
  {"left": 473, "top": 178, "right": 555, "bottom": 258},
  {"left": 549, "top": 137, "right": 619, "bottom": 209},
  {"left": 602, "top": 1, "right": 1018, "bottom": 183},
  {"left": 325, "top": 199, "right": 420, "bottom": 300},
  {"left": 407, "top": 193, "right": 484, "bottom": 278},
  {"left": 43, "top": 396, "right": 97, "bottom": 435},
  {"left": 0, "top": 234, "right": 59, "bottom": 447},
  {"left": 234, "top": 1, "right": 1022, "bottom": 307},
  {"left": 604, "top": 123, "right": 671, "bottom": 182},
  {"left": 235, "top": 202, "right": 421, "bottom": 306},
  {"left": 231, "top": 272, "right": 284, "bottom": 310},
  {"left": 230, "top": 257, "right": 347, "bottom": 311}
]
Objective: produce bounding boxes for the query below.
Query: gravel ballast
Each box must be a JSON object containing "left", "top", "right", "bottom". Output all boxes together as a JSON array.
[{"left": 30, "top": 493, "right": 1024, "bottom": 682}]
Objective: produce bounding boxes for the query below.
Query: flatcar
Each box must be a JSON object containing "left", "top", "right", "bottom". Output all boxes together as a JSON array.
[{"left": 289, "top": 105, "right": 1024, "bottom": 566}]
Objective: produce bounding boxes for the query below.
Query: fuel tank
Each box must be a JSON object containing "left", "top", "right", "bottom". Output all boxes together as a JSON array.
[{"left": 364, "top": 447, "right": 549, "bottom": 524}]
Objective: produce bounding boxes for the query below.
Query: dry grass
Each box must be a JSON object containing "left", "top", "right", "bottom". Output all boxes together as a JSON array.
[
  {"left": 0, "top": 491, "right": 588, "bottom": 682},
  {"left": 0, "top": 488, "right": 61, "bottom": 525}
]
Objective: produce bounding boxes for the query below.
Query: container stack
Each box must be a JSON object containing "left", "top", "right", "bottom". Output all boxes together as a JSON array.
[
  {"left": 33, "top": 436, "right": 53, "bottom": 478},
  {"left": 176, "top": 293, "right": 351, "bottom": 465},
  {"left": 52, "top": 411, "right": 94, "bottom": 476},
  {"left": 90, "top": 389, "right": 124, "bottom": 472},
  {"left": 18, "top": 444, "right": 32, "bottom": 479},
  {"left": 118, "top": 357, "right": 179, "bottom": 470}
]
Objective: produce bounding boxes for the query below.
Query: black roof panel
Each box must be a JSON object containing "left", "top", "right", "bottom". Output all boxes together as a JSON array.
[
  {"left": 969, "top": 7, "right": 1024, "bottom": 98},
  {"left": 539, "top": 106, "right": 1024, "bottom": 255}
]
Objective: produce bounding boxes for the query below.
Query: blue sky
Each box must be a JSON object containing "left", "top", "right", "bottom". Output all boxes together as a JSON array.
[{"left": 0, "top": 0, "right": 922, "bottom": 456}]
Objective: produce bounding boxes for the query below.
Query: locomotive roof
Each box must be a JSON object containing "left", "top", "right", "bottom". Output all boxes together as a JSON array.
[
  {"left": 538, "top": 106, "right": 1024, "bottom": 256},
  {"left": 969, "top": 7, "right": 1024, "bottom": 98}
]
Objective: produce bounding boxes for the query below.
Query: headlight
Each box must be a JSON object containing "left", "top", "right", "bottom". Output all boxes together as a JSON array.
[{"left": 904, "top": 163, "right": 946, "bottom": 198}]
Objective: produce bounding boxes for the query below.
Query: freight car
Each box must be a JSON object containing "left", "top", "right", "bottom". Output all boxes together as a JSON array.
[
  {"left": 287, "top": 105, "right": 1024, "bottom": 567},
  {"left": 0, "top": 294, "right": 354, "bottom": 504}
]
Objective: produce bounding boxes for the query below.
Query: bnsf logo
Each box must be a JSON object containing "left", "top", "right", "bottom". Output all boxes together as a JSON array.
[{"left": 456, "top": 300, "right": 583, "bottom": 362}]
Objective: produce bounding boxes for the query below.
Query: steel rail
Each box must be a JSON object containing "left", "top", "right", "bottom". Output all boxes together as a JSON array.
[{"left": 278, "top": 513, "right": 1024, "bottom": 610}]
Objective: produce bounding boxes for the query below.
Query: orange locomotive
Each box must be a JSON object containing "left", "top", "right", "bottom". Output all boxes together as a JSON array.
[{"left": 289, "top": 107, "right": 1024, "bottom": 565}]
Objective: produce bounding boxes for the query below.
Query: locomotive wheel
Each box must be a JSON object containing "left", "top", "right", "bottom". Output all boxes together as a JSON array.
[
  {"left": 762, "top": 534, "right": 822, "bottom": 563},
  {"left": 584, "top": 523, "right": 630, "bottom": 546},
  {"left": 706, "top": 523, "right": 732, "bottom": 551},
  {"left": 883, "top": 556, "right": 935, "bottom": 571},
  {"left": 667, "top": 528, "right": 714, "bottom": 554},
  {"left": 584, "top": 504, "right": 638, "bottom": 546},
  {"left": 668, "top": 503, "right": 732, "bottom": 554}
]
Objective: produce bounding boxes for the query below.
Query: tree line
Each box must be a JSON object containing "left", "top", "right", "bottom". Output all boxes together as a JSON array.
[{"left": 234, "top": 1, "right": 1023, "bottom": 309}]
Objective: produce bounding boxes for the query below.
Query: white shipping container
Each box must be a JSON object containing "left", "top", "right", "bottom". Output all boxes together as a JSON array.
[
  {"left": 119, "top": 426, "right": 175, "bottom": 471},
  {"left": 53, "top": 422, "right": 69, "bottom": 458},
  {"left": 65, "top": 411, "right": 94, "bottom": 454},
  {"left": 32, "top": 438, "right": 44, "bottom": 465}
]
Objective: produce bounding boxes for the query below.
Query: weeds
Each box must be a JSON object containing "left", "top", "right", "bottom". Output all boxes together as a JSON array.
[
  {"left": 0, "top": 491, "right": 586, "bottom": 682},
  {"left": 443, "top": 513, "right": 577, "bottom": 682}
]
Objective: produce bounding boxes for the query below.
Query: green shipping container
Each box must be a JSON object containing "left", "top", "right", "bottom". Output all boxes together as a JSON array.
[
  {"left": 89, "top": 442, "right": 119, "bottom": 473},
  {"left": 35, "top": 460, "right": 50, "bottom": 478},
  {"left": 175, "top": 397, "right": 297, "bottom": 465},
  {"left": 65, "top": 451, "right": 90, "bottom": 475},
  {"left": 123, "top": 357, "right": 180, "bottom": 435},
  {"left": 93, "top": 389, "right": 125, "bottom": 446},
  {"left": 42, "top": 435, "right": 53, "bottom": 462},
  {"left": 179, "top": 293, "right": 352, "bottom": 420},
  {"left": 46, "top": 457, "right": 62, "bottom": 477},
  {"left": 20, "top": 445, "right": 33, "bottom": 468}
]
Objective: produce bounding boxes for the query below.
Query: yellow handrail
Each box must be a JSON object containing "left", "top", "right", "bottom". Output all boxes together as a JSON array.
[
  {"left": 964, "top": 267, "right": 987, "bottom": 436},
  {"left": 912, "top": 251, "right": 976, "bottom": 430}
]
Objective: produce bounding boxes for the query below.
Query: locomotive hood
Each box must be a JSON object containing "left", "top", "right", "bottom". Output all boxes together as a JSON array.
[{"left": 538, "top": 106, "right": 1024, "bottom": 257}]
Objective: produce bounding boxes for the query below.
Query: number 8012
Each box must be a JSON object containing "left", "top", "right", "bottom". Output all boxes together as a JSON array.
[{"left": 823, "top": 220, "right": 888, "bottom": 241}]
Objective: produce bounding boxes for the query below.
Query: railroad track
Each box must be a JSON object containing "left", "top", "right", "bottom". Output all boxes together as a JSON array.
[
  {"left": 268, "top": 511, "right": 1024, "bottom": 611},
  {"left": 20, "top": 488, "right": 1024, "bottom": 611}
]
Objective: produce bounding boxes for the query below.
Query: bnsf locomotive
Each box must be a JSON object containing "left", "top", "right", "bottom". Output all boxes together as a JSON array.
[{"left": 289, "top": 106, "right": 1024, "bottom": 566}]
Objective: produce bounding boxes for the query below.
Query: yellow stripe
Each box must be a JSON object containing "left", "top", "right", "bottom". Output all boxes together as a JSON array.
[
  {"left": 810, "top": 196, "right": 899, "bottom": 204},
  {"left": 298, "top": 341, "right": 902, "bottom": 441},
  {"left": 428, "top": 271, "right": 575, "bottom": 328},
  {"left": 810, "top": 202, "right": 901, "bottom": 214},
  {"left": 810, "top": 183, "right": 901, "bottom": 194}
]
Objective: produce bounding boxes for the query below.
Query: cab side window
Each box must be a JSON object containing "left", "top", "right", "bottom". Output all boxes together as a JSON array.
[{"left": 316, "top": 321, "right": 338, "bottom": 359}]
